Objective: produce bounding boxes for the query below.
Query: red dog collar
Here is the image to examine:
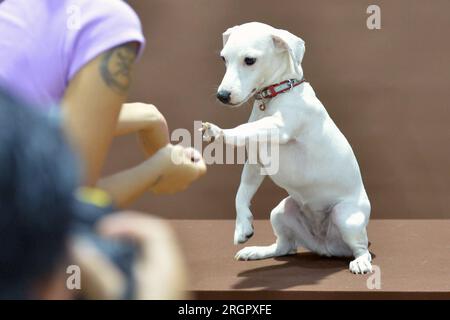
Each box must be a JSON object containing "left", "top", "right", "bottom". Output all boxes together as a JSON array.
[
  {"left": 254, "top": 78, "right": 306, "bottom": 111},
  {"left": 255, "top": 78, "right": 306, "bottom": 100}
]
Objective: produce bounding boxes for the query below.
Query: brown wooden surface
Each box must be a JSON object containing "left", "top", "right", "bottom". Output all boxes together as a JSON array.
[
  {"left": 103, "top": 1, "right": 450, "bottom": 219},
  {"left": 170, "top": 219, "right": 450, "bottom": 299}
]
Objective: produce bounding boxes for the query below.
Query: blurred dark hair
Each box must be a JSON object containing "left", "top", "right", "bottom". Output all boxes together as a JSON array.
[{"left": 0, "top": 87, "right": 79, "bottom": 299}]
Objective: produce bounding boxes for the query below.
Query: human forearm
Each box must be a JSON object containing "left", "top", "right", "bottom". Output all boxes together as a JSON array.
[
  {"left": 98, "top": 144, "right": 206, "bottom": 207},
  {"left": 97, "top": 149, "right": 168, "bottom": 207}
]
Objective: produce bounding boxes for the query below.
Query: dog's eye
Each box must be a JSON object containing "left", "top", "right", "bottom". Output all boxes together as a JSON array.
[
  {"left": 221, "top": 56, "right": 226, "bottom": 63},
  {"left": 244, "top": 57, "right": 257, "bottom": 66}
]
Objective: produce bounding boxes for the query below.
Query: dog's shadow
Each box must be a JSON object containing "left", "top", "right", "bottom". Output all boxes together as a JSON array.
[{"left": 232, "top": 250, "right": 376, "bottom": 290}]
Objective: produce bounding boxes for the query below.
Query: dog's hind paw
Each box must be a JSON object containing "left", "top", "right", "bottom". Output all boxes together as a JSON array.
[
  {"left": 235, "top": 245, "right": 281, "bottom": 261},
  {"left": 235, "top": 246, "right": 266, "bottom": 260},
  {"left": 349, "top": 252, "right": 373, "bottom": 274}
]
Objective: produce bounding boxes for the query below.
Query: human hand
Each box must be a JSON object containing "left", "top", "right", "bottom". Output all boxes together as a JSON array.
[
  {"left": 70, "top": 237, "right": 126, "bottom": 300},
  {"left": 150, "top": 144, "right": 207, "bottom": 194},
  {"left": 97, "top": 212, "right": 189, "bottom": 300}
]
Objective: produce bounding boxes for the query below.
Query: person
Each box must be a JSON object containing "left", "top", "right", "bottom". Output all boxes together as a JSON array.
[
  {"left": 0, "top": 0, "right": 206, "bottom": 207},
  {"left": 0, "top": 87, "right": 188, "bottom": 300}
]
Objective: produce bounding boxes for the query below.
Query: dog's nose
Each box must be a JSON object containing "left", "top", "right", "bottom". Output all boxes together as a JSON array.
[{"left": 217, "top": 90, "right": 231, "bottom": 104}]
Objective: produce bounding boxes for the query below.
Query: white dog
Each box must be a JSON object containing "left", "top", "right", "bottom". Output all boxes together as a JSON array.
[{"left": 202, "top": 22, "right": 372, "bottom": 274}]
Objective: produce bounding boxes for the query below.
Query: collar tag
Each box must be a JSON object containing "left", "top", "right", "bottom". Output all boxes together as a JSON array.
[{"left": 259, "top": 101, "right": 266, "bottom": 111}]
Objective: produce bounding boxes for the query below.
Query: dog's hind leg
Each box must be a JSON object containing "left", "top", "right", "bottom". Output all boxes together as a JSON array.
[
  {"left": 235, "top": 196, "right": 304, "bottom": 260},
  {"left": 331, "top": 202, "right": 372, "bottom": 274}
]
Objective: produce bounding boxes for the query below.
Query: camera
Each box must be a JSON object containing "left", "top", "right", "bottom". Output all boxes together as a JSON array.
[{"left": 71, "top": 188, "right": 137, "bottom": 299}]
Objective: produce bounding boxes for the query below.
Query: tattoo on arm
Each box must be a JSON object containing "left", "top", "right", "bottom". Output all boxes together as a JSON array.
[{"left": 100, "top": 43, "right": 137, "bottom": 95}]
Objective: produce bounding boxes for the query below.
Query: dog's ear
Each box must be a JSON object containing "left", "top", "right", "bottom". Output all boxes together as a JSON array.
[
  {"left": 271, "top": 29, "right": 305, "bottom": 75},
  {"left": 223, "top": 25, "right": 239, "bottom": 47}
]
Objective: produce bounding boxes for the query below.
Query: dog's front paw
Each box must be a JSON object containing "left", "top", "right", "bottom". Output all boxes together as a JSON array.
[
  {"left": 349, "top": 252, "right": 373, "bottom": 274},
  {"left": 234, "top": 218, "right": 254, "bottom": 245},
  {"left": 201, "top": 122, "right": 223, "bottom": 142}
]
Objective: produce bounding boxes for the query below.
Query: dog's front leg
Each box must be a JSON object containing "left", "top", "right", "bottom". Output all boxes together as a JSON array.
[
  {"left": 202, "top": 114, "right": 292, "bottom": 147},
  {"left": 234, "top": 161, "right": 265, "bottom": 244}
]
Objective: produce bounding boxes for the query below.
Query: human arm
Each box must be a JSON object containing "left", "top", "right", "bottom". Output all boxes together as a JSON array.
[
  {"left": 62, "top": 42, "right": 138, "bottom": 185},
  {"left": 62, "top": 43, "right": 206, "bottom": 207},
  {"left": 115, "top": 102, "right": 170, "bottom": 157},
  {"left": 97, "top": 144, "right": 206, "bottom": 207}
]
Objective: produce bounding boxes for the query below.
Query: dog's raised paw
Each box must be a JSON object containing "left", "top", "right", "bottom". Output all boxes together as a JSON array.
[
  {"left": 200, "top": 122, "right": 223, "bottom": 142},
  {"left": 349, "top": 252, "right": 373, "bottom": 274}
]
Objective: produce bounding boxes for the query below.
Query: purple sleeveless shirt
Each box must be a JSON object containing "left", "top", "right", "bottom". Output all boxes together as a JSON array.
[{"left": 0, "top": 0, "right": 145, "bottom": 112}]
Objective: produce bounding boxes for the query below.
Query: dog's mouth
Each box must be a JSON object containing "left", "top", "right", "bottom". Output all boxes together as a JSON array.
[{"left": 227, "top": 88, "right": 257, "bottom": 107}]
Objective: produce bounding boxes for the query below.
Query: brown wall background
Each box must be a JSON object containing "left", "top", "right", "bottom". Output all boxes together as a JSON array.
[{"left": 103, "top": 0, "right": 450, "bottom": 219}]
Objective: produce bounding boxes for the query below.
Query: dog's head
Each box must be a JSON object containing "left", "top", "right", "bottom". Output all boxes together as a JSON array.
[{"left": 217, "top": 22, "right": 305, "bottom": 107}]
